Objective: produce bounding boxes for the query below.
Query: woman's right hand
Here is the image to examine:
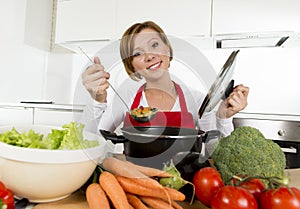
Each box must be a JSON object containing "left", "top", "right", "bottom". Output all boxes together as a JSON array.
[{"left": 82, "top": 57, "right": 110, "bottom": 103}]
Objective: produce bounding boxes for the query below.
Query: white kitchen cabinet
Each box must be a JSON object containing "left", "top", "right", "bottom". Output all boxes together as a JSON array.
[
  {"left": 212, "top": 0, "right": 300, "bottom": 34},
  {"left": 54, "top": 0, "right": 117, "bottom": 43},
  {"left": 54, "top": 0, "right": 212, "bottom": 45},
  {"left": 0, "top": 107, "right": 34, "bottom": 125},
  {"left": 116, "top": 0, "right": 211, "bottom": 39}
]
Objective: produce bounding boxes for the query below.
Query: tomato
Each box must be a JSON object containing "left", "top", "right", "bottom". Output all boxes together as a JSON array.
[
  {"left": 259, "top": 186, "right": 300, "bottom": 209},
  {"left": 192, "top": 167, "right": 224, "bottom": 207},
  {"left": 211, "top": 185, "right": 258, "bottom": 209},
  {"left": 0, "top": 181, "right": 14, "bottom": 209},
  {"left": 238, "top": 178, "right": 266, "bottom": 201}
]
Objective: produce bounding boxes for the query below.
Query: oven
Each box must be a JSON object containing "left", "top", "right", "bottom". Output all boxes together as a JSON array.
[{"left": 233, "top": 116, "right": 300, "bottom": 169}]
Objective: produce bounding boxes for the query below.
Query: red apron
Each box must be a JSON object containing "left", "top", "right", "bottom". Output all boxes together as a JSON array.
[{"left": 123, "top": 82, "right": 195, "bottom": 129}]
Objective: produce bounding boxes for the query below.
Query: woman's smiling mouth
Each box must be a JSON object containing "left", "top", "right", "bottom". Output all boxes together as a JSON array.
[{"left": 147, "top": 61, "right": 162, "bottom": 71}]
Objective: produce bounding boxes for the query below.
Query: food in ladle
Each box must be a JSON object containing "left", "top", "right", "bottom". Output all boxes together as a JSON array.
[{"left": 130, "top": 106, "right": 158, "bottom": 118}]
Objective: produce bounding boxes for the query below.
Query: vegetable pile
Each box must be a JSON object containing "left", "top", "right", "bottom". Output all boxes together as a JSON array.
[
  {"left": 211, "top": 126, "right": 286, "bottom": 184},
  {"left": 0, "top": 122, "right": 98, "bottom": 150},
  {"left": 192, "top": 167, "right": 300, "bottom": 209},
  {"left": 86, "top": 157, "right": 186, "bottom": 209},
  {"left": 190, "top": 126, "right": 300, "bottom": 209}
]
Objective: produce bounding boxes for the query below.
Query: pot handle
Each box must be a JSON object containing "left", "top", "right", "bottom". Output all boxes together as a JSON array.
[
  {"left": 203, "top": 130, "right": 221, "bottom": 143},
  {"left": 99, "top": 129, "right": 128, "bottom": 144},
  {"left": 193, "top": 130, "right": 221, "bottom": 152}
]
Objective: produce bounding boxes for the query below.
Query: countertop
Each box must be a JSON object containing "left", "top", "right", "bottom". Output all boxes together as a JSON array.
[{"left": 33, "top": 169, "right": 300, "bottom": 209}]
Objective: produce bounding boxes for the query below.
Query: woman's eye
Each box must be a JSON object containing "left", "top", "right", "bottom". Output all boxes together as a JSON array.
[
  {"left": 133, "top": 52, "right": 142, "bottom": 57},
  {"left": 151, "top": 42, "right": 159, "bottom": 48}
]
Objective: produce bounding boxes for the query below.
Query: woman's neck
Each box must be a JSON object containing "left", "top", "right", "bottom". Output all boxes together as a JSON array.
[
  {"left": 144, "top": 75, "right": 177, "bottom": 110},
  {"left": 144, "top": 73, "right": 175, "bottom": 94}
]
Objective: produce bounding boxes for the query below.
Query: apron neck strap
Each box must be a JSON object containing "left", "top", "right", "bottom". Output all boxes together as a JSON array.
[
  {"left": 130, "top": 84, "right": 145, "bottom": 110},
  {"left": 130, "top": 82, "right": 189, "bottom": 113}
]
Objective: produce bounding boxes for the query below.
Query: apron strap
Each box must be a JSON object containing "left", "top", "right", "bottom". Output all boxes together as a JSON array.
[
  {"left": 130, "top": 84, "right": 145, "bottom": 110},
  {"left": 173, "top": 82, "right": 189, "bottom": 113}
]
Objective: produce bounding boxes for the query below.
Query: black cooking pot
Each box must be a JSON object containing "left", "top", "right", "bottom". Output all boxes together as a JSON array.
[{"left": 100, "top": 127, "right": 220, "bottom": 169}]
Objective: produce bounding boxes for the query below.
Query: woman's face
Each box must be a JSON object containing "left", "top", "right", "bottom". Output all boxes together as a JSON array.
[{"left": 131, "top": 28, "right": 171, "bottom": 80}]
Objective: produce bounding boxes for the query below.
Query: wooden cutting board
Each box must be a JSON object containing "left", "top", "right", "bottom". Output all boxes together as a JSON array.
[{"left": 33, "top": 190, "right": 209, "bottom": 209}]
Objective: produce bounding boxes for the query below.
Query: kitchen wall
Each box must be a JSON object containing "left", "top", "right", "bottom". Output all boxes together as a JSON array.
[
  {"left": 0, "top": 0, "right": 300, "bottom": 120},
  {"left": 203, "top": 48, "right": 300, "bottom": 116}
]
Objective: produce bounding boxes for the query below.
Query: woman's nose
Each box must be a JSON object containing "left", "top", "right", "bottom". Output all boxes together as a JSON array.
[{"left": 145, "top": 52, "right": 155, "bottom": 62}]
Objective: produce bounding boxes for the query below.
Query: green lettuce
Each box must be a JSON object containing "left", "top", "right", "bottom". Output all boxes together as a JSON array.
[{"left": 0, "top": 122, "right": 98, "bottom": 150}]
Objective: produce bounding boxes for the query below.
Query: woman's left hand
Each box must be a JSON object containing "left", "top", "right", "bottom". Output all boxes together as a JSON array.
[{"left": 217, "top": 84, "right": 249, "bottom": 118}]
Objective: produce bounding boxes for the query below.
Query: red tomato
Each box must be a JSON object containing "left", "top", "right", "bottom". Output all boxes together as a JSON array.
[
  {"left": 192, "top": 167, "right": 224, "bottom": 207},
  {"left": 211, "top": 185, "right": 258, "bottom": 209},
  {"left": 259, "top": 186, "right": 300, "bottom": 209},
  {"left": 0, "top": 181, "right": 14, "bottom": 209},
  {"left": 238, "top": 178, "right": 266, "bottom": 201}
]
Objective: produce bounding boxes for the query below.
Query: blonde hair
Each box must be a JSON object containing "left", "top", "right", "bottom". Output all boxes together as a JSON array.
[{"left": 120, "top": 21, "right": 173, "bottom": 81}]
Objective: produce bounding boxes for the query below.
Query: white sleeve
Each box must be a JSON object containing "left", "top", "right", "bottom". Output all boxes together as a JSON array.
[
  {"left": 79, "top": 101, "right": 107, "bottom": 135},
  {"left": 197, "top": 111, "right": 233, "bottom": 137},
  {"left": 98, "top": 96, "right": 127, "bottom": 132},
  {"left": 216, "top": 116, "right": 234, "bottom": 137}
]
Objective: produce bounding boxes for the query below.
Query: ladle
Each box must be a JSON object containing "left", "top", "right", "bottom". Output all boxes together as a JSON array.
[{"left": 78, "top": 47, "right": 157, "bottom": 123}]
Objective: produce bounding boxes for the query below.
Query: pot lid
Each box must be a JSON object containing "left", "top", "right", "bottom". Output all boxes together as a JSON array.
[{"left": 198, "top": 50, "right": 240, "bottom": 118}]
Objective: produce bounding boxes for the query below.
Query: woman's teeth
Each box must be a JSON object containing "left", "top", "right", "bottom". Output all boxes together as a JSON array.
[{"left": 148, "top": 62, "right": 161, "bottom": 70}]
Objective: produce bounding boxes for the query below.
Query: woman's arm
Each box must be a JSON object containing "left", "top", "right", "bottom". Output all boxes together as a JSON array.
[
  {"left": 197, "top": 111, "right": 233, "bottom": 137},
  {"left": 80, "top": 101, "right": 107, "bottom": 135}
]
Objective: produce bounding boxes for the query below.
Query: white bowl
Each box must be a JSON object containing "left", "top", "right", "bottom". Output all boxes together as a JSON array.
[{"left": 0, "top": 125, "right": 111, "bottom": 203}]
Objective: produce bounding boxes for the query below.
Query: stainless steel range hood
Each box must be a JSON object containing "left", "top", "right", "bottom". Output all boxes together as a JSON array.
[{"left": 214, "top": 31, "right": 295, "bottom": 49}]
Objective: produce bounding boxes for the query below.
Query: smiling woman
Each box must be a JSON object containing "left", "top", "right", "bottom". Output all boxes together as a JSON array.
[{"left": 79, "top": 20, "right": 249, "bottom": 168}]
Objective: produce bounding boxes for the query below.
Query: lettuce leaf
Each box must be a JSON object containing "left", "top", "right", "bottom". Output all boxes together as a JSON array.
[
  {"left": 0, "top": 122, "right": 98, "bottom": 150},
  {"left": 59, "top": 122, "right": 98, "bottom": 150}
]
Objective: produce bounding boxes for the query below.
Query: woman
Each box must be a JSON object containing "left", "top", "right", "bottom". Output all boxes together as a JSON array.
[{"left": 80, "top": 21, "right": 249, "bottom": 137}]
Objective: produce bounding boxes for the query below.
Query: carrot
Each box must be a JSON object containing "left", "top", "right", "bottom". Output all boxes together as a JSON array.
[
  {"left": 116, "top": 175, "right": 186, "bottom": 204},
  {"left": 124, "top": 161, "right": 173, "bottom": 178},
  {"left": 85, "top": 183, "right": 110, "bottom": 209},
  {"left": 164, "top": 187, "right": 186, "bottom": 201},
  {"left": 99, "top": 171, "right": 131, "bottom": 209},
  {"left": 102, "top": 157, "right": 148, "bottom": 179},
  {"left": 102, "top": 157, "right": 167, "bottom": 191},
  {"left": 116, "top": 175, "right": 168, "bottom": 202},
  {"left": 126, "top": 193, "right": 148, "bottom": 209},
  {"left": 140, "top": 196, "right": 174, "bottom": 209},
  {"left": 170, "top": 200, "right": 184, "bottom": 209}
]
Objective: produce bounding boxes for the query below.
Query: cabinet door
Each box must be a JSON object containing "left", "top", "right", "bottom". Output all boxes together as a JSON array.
[
  {"left": 116, "top": 0, "right": 211, "bottom": 39},
  {"left": 0, "top": 107, "right": 34, "bottom": 125},
  {"left": 212, "top": 0, "right": 300, "bottom": 34},
  {"left": 54, "top": 0, "right": 117, "bottom": 43}
]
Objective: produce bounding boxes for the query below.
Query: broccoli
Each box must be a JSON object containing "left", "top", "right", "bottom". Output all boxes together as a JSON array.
[{"left": 211, "top": 126, "right": 286, "bottom": 184}]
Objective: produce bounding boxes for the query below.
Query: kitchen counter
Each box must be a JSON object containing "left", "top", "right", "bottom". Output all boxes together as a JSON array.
[{"left": 33, "top": 169, "right": 300, "bottom": 209}]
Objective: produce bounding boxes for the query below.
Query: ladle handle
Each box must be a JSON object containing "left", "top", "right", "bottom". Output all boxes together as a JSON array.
[{"left": 107, "top": 82, "right": 130, "bottom": 111}]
